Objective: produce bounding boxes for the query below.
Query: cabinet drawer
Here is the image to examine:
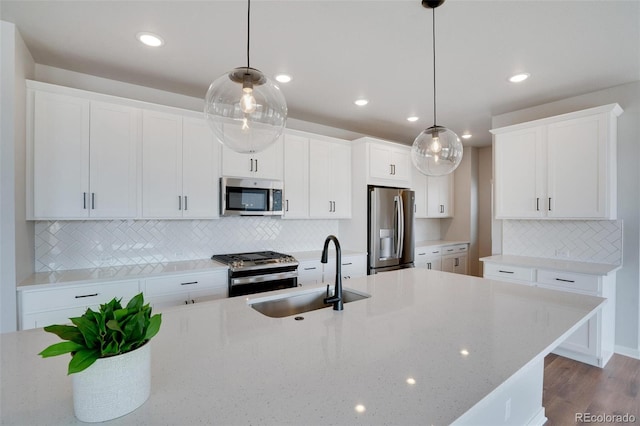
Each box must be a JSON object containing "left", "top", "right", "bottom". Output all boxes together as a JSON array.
[
  {"left": 536, "top": 270, "right": 600, "bottom": 294},
  {"left": 441, "top": 244, "right": 467, "bottom": 255},
  {"left": 144, "top": 271, "right": 227, "bottom": 297},
  {"left": 415, "top": 247, "right": 442, "bottom": 257},
  {"left": 484, "top": 263, "right": 535, "bottom": 282},
  {"left": 341, "top": 255, "right": 367, "bottom": 279},
  {"left": 298, "top": 260, "right": 323, "bottom": 285},
  {"left": 21, "top": 280, "right": 140, "bottom": 313}
]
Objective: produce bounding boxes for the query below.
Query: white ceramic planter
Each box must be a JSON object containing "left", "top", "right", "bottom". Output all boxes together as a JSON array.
[{"left": 72, "top": 342, "right": 151, "bottom": 423}]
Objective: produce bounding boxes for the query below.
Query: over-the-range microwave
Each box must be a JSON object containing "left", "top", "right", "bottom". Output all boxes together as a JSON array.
[{"left": 220, "top": 177, "right": 283, "bottom": 216}]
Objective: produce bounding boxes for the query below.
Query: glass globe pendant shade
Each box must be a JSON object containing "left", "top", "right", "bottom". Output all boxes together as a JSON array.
[
  {"left": 411, "top": 125, "right": 463, "bottom": 176},
  {"left": 205, "top": 67, "right": 287, "bottom": 154}
]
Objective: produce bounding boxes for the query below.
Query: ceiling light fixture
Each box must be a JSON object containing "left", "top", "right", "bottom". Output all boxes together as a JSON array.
[
  {"left": 354, "top": 99, "right": 369, "bottom": 106},
  {"left": 407, "top": 116, "right": 419, "bottom": 122},
  {"left": 204, "top": 0, "right": 287, "bottom": 153},
  {"left": 411, "top": 0, "right": 463, "bottom": 177},
  {"left": 136, "top": 32, "right": 164, "bottom": 47},
  {"left": 275, "top": 74, "right": 292, "bottom": 83},
  {"left": 461, "top": 133, "right": 472, "bottom": 139},
  {"left": 509, "top": 72, "right": 530, "bottom": 83}
]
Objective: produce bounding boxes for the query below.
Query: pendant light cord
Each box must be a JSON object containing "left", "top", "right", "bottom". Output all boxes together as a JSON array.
[
  {"left": 246, "top": 0, "right": 251, "bottom": 69},
  {"left": 432, "top": 6, "right": 437, "bottom": 126}
]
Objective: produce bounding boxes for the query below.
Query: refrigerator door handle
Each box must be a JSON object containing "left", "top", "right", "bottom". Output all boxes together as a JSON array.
[{"left": 396, "top": 195, "right": 404, "bottom": 259}]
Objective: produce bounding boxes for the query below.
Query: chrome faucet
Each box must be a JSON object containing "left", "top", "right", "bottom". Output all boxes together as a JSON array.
[{"left": 322, "top": 235, "right": 343, "bottom": 311}]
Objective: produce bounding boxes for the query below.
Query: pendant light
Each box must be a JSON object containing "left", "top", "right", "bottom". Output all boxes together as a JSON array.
[
  {"left": 204, "top": 0, "right": 287, "bottom": 154},
  {"left": 411, "top": 0, "right": 463, "bottom": 176}
]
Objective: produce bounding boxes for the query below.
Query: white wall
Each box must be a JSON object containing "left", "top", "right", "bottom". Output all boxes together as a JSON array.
[
  {"left": 477, "top": 146, "right": 493, "bottom": 275},
  {"left": 491, "top": 81, "right": 640, "bottom": 358},
  {"left": 1, "top": 22, "right": 35, "bottom": 333}
]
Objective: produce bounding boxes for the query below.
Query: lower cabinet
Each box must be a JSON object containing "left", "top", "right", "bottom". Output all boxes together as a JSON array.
[
  {"left": 18, "top": 279, "right": 141, "bottom": 330},
  {"left": 415, "top": 247, "right": 442, "bottom": 271},
  {"left": 440, "top": 244, "right": 468, "bottom": 275},
  {"left": 298, "top": 254, "right": 367, "bottom": 286},
  {"left": 297, "top": 259, "right": 323, "bottom": 285},
  {"left": 142, "top": 270, "right": 228, "bottom": 310},
  {"left": 482, "top": 261, "right": 616, "bottom": 368}
]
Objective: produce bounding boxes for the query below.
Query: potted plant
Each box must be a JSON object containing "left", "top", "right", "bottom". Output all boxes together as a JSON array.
[{"left": 39, "top": 292, "right": 161, "bottom": 423}]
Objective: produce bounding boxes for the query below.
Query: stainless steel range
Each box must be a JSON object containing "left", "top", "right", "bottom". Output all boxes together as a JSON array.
[{"left": 211, "top": 251, "right": 299, "bottom": 297}]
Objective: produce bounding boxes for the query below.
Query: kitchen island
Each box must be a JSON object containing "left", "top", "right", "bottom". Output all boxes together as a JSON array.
[{"left": 1, "top": 268, "right": 604, "bottom": 425}]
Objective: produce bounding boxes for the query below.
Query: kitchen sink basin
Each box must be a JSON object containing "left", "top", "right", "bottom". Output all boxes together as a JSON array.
[{"left": 249, "top": 287, "right": 371, "bottom": 318}]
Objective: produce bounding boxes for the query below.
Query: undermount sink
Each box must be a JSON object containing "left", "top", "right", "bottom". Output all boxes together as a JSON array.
[{"left": 249, "top": 287, "right": 371, "bottom": 318}]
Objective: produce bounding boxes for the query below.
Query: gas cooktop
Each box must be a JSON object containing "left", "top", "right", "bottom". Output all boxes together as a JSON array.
[{"left": 211, "top": 251, "right": 298, "bottom": 271}]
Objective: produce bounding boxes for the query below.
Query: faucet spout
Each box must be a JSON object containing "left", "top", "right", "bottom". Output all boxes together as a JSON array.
[{"left": 321, "top": 235, "right": 343, "bottom": 311}]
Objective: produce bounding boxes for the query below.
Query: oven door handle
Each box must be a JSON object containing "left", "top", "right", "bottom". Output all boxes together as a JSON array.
[{"left": 230, "top": 271, "right": 298, "bottom": 286}]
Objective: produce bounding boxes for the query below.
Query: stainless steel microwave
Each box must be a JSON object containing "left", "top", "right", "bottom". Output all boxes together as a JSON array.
[{"left": 220, "top": 177, "right": 283, "bottom": 216}]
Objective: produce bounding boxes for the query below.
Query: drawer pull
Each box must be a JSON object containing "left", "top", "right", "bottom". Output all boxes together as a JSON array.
[
  {"left": 498, "top": 270, "right": 514, "bottom": 274},
  {"left": 555, "top": 278, "right": 575, "bottom": 283},
  {"left": 447, "top": 249, "right": 454, "bottom": 252},
  {"left": 418, "top": 253, "right": 426, "bottom": 256},
  {"left": 304, "top": 267, "right": 317, "bottom": 270},
  {"left": 75, "top": 293, "right": 99, "bottom": 299},
  {"left": 432, "top": 251, "right": 439, "bottom": 254},
  {"left": 459, "top": 247, "right": 465, "bottom": 251},
  {"left": 181, "top": 281, "right": 198, "bottom": 286},
  {"left": 341, "top": 262, "right": 353, "bottom": 266}
]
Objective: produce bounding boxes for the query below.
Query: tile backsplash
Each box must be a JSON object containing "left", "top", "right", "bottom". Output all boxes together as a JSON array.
[
  {"left": 502, "top": 219, "right": 623, "bottom": 264},
  {"left": 35, "top": 218, "right": 339, "bottom": 272}
]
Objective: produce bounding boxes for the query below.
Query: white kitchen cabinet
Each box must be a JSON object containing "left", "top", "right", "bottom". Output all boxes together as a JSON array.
[
  {"left": 322, "top": 254, "right": 367, "bottom": 283},
  {"left": 441, "top": 244, "right": 468, "bottom": 275},
  {"left": 426, "top": 174, "right": 454, "bottom": 218},
  {"left": 481, "top": 259, "right": 616, "bottom": 367},
  {"left": 18, "top": 279, "right": 140, "bottom": 330},
  {"left": 31, "top": 91, "right": 138, "bottom": 219},
  {"left": 492, "top": 104, "right": 622, "bottom": 220},
  {"left": 297, "top": 259, "right": 323, "bottom": 285},
  {"left": 415, "top": 247, "right": 442, "bottom": 271},
  {"left": 143, "top": 270, "right": 228, "bottom": 310},
  {"left": 411, "top": 166, "right": 429, "bottom": 218},
  {"left": 283, "top": 132, "right": 309, "bottom": 219},
  {"left": 309, "top": 138, "right": 352, "bottom": 218},
  {"left": 221, "top": 136, "right": 284, "bottom": 180},
  {"left": 351, "top": 137, "right": 412, "bottom": 188},
  {"left": 142, "top": 111, "right": 219, "bottom": 218}
]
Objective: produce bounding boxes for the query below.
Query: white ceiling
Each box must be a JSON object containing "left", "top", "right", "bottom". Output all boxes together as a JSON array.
[{"left": 2, "top": 0, "right": 639, "bottom": 147}]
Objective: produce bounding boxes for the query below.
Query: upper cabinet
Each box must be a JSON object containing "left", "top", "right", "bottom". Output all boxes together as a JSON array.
[
  {"left": 282, "top": 132, "right": 310, "bottom": 219},
  {"left": 491, "top": 104, "right": 622, "bottom": 220},
  {"left": 411, "top": 165, "right": 454, "bottom": 218},
  {"left": 351, "top": 137, "right": 412, "bottom": 188},
  {"left": 142, "top": 111, "right": 219, "bottom": 219},
  {"left": 309, "top": 138, "right": 352, "bottom": 218},
  {"left": 30, "top": 89, "right": 138, "bottom": 219},
  {"left": 220, "top": 136, "right": 284, "bottom": 180}
]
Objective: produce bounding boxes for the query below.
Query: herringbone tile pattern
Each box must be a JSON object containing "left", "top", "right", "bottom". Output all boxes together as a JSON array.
[
  {"left": 502, "top": 220, "right": 622, "bottom": 264},
  {"left": 35, "top": 218, "right": 338, "bottom": 272}
]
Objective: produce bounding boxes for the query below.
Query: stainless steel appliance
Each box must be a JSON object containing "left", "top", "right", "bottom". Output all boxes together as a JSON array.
[
  {"left": 368, "top": 186, "right": 415, "bottom": 274},
  {"left": 211, "top": 251, "right": 298, "bottom": 297},
  {"left": 220, "top": 177, "right": 283, "bottom": 216}
]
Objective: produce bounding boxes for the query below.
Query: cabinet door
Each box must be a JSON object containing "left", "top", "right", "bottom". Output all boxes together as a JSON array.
[
  {"left": 547, "top": 114, "right": 608, "bottom": 218},
  {"left": 142, "top": 110, "right": 183, "bottom": 218},
  {"left": 309, "top": 140, "right": 333, "bottom": 218},
  {"left": 390, "top": 149, "right": 411, "bottom": 183},
  {"left": 33, "top": 91, "right": 90, "bottom": 218},
  {"left": 283, "top": 134, "right": 309, "bottom": 219},
  {"left": 441, "top": 256, "right": 455, "bottom": 273},
  {"left": 182, "top": 117, "right": 219, "bottom": 218},
  {"left": 254, "top": 136, "right": 284, "bottom": 180},
  {"left": 494, "top": 127, "right": 545, "bottom": 218},
  {"left": 220, "top": 145, "right": 254, "bottom": 178},
  {"left": 412, "top": 167, "right": 428, "bottom": 218},
  {"left": 369, "top": 144, "right": 395, "bottom": 179},
  {"left": 330, "top": 142, "right": 352, "bottom": 218},
  {"left": 298, "top": 260, "right": 323, "bottom": 285},
  {"left": 426, "top": 174, "right": 454, "bottom": 218},
  {"left": 89, "top": 102, "right": 139, "bottom": 218}
]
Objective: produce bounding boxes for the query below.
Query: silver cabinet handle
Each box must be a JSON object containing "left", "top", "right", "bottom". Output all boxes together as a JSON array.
[
  {"left": 536, "top": 197, "right": 540, "bottom": 211},
  {"left": 180, "top": 281, "right": 198, "bottom": 286},
  {"left": 555, "top": 278, "right": 575, "bottom": 283},
  {"left": 427, "top": 262, "right": 432, "bottom": 270},
  {"left": 255, "top": 159, "right": 258, "bottom": 172},
  {"left": 178, "top": 195, "right": 182, "bottom": 210},
  {"left": 83, "top": 192, "right": 87, "bottom": 209},
  {"left": 91, "top": 193, "right": 95, "bottom": 210},
  {"left": 286, "top": 199, "right": 289, "bottom": 212},
  {"left": 549, "top": 197, "right": 552, "bottom": 211},
  {"left": 303, "top": 267, "right": 317, "bottom": 270},
  {"left": 498, "top": 270, "right": 514, "bottom": 274},
  {"left": 250, "top": 158, "right": 254, "bottom": 172},
  {"left": 184, "top": 196, "right": 188, "bottom": 211}
]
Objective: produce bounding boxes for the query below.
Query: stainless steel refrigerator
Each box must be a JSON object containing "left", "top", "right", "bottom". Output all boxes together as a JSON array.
[{"left": 368, "top": 186, "right": 415, "bottom": 274}]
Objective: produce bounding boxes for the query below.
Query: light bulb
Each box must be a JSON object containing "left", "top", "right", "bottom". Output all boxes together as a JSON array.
[
  {"left": 240, "top": 89, "right": 257, "bottom": 114},
  {"left": 430, "top": 136, "right": 442, "bottom": 153}
]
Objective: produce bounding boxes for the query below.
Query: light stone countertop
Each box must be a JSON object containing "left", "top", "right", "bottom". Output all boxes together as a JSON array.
[
  {"left": 480, "top": 254, "right": 621, "bottom": 276},
  {"left": 2, "top": 268, "right": 604, "bottom": 425},
  {"left": 415, "top": 240, "right": 469, "bottom": 248}
]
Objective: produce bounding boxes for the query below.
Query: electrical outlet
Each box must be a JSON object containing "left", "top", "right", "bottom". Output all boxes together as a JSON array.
[
  {"left": 555, "top": 249, "right": 569, "bottom": 258},
  {"left": 504, "top": 398, "right": 511, "bottom": 421}
]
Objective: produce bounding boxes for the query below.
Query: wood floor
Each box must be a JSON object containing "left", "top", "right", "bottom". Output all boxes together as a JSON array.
[{"left": 543, "top": 353, "right": 640, "bottom": 425}]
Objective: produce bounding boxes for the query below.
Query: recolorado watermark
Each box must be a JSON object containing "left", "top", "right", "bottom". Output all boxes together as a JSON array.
[{"left": 575, "top": 412, "right": 636, "bottom": 423}]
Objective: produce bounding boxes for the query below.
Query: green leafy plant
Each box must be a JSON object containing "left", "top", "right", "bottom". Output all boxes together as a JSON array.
[{"left": 39, "top": 293, "right": 161, "bottom": 375}]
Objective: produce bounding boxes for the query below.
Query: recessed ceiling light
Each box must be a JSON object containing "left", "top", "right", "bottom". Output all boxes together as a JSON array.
[
  {"left": 137, "top": 32, "right": 164, "bottom": 47},
  {"left": 354, "top": 99, "right": 369, "bottom": 106},
  {"left": 275, "top": 74, "right": 292, "bottom": 83},
  {"left": 461, "top": 133, "right": 472, "bottom": 139},
  {"left": 407, "top": 116, "right": 419, "bottom": 122},
  {"left": 509, "top": 73, "right": 530, "bottom": 83}
]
